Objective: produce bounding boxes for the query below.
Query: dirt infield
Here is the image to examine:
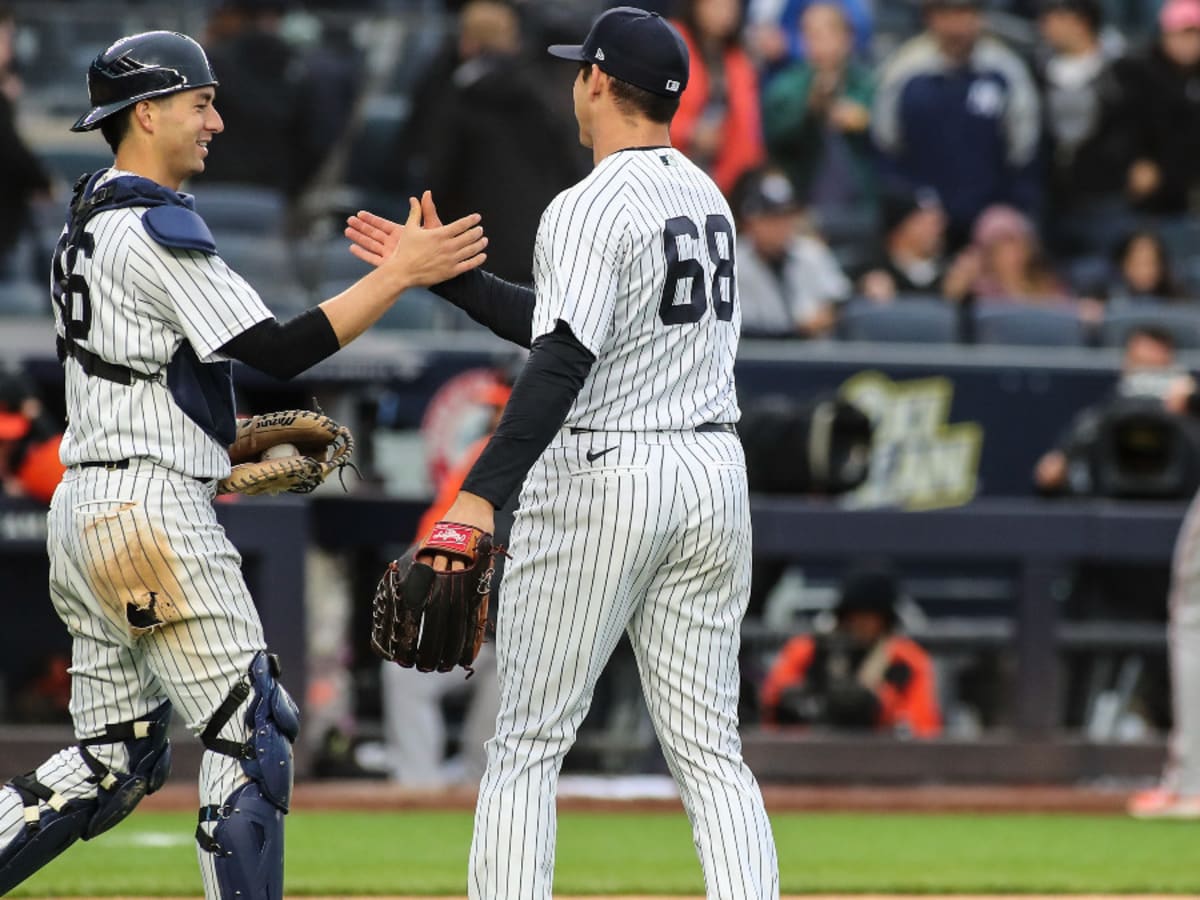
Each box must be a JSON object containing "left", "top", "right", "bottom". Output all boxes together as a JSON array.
[{"left": 140, "top": 780, "right": 1137, "bottom": 815}]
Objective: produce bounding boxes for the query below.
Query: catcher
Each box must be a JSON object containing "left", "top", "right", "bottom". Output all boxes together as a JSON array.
[{"left": 0, "top": 29, "right": 488, "bottom": 900}]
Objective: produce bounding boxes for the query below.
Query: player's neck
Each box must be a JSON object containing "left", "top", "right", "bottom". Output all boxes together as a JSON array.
[
  {"left": 113, "top": 148, "right": 184, "bottom": 192},
  {"left": 590, "top": 122, "right": 672, "bottom": 166}
]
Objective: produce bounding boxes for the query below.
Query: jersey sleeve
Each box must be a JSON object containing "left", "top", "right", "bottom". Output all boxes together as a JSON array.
[
  {"left": 145, "top": 242, "right": 274, "bottom": 362},
  {"left": 530, "top": 190, "right": 628, "bottom": 356}
]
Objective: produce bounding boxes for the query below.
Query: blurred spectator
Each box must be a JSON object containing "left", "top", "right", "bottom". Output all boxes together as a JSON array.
[
  {"left": 419, "top": 0, "right": 589, "bottom": 284},
  {"left": 734, "top": 166, "right": 851, "bottom": 338},
  {"left": 0, "top": 5, "right": 50, "bottom": 279},
  {"left": 760, "top": 566, "right": 942, "bottom": 737},
  {"left": 1034, "top": 325, "right": 1183, "bottom": 495},
  {"left": 0, "top": 366, "right": 64, "bottom": 504},
  {"left": 1036, "top": 0, "right": 1141, "bottom": 257},
  {"left": 1119, "top": 0, "right": 1200, "bottom": 215},
  {"left": 380, "top": 374, "right": 511, "bottom": 788},
  {"left": 856, "top": 185, "right": 948, "bottom": 302},
  {"left": 762, "top": 2, "right": 877, "bottom": 221},
  {"left": 201, "top": 0, "right": 352, "bottom": 200},
  {"left": 1106, "top": 229, "right": 1189, "bottom": 304},
  {"left": 745, "top": 0, "right": 873, "bottom": 72},
  {"left": 872, "top": 0, "right": 1041, "bottom": 249},
  {"left": 671, "top": 0, "right": 766, "bottom": 195},
  {"left": 942, "top": 204, "right": 1068, "bottom": 303}
]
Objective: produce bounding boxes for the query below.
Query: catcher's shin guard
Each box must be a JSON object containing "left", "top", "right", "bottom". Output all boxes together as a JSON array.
[
  {"left": 197, "top": 651, "right": 299, "bottom": 900},
  {"left": 0, "top": 701, "right": 173, "bottom": 894}
]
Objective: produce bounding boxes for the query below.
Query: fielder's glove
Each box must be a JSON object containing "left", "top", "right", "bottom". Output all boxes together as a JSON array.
[
  {"left": 371, "top": 522, "right": 501, "bottom": 676},
  {"left": 217, "top": 410, "right": 354, "bottom": 496}
]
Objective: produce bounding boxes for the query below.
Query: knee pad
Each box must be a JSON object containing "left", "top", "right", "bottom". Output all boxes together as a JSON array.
[
  {"left": 196, "top": 652, "right": 299, "bottom": 900},
  {"left": 199, "top": 781, "right": 286, "bottom": 900},
  {"left": 80, "top": 700, "right": 173, "bottom": 838},
  {"left": 0, "top": 701, "right": 172, "bottom": 895}
]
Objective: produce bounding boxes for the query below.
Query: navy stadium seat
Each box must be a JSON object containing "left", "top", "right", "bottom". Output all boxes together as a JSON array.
[
  {"left": 972, "top": 303, "right": 1088, "bottom": 347},
  {"left": 837, "top": 297, "right": 960, "bottom": 344},
  {"left": 1100, "top": 304, "right": 1200, "bottom": 349}
]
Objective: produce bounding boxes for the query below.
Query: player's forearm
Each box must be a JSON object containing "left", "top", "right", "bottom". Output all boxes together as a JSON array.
[
  {"left": 319, "top": 265, "right": 412, "bottom": 347},
  {"left": 432, "top": 269, "right": 535, "bottom": 348},
  {"left": 220, "top": 308, "right": 341, "bottom": 380},
  {"left": 461, "top": 323, "right": 595, "bottom": 508}
]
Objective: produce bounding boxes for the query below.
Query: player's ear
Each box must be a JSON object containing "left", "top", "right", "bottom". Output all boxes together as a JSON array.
[{"left": 133, "top": 99, "right": 156, "bottom": 134}]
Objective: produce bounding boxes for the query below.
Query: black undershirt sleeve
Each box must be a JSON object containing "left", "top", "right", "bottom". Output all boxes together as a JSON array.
[
  {"left": 461, "top": 321, "right": 596, "bottom": 509},
  {"left": 218, "top": 307, "right": 341, "bottom": 380},
  {"left": 431, "top": 269, "right": 536, "bottom": 349}
]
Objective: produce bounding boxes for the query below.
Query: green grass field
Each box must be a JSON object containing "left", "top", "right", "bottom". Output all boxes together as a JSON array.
[{"left": 10, "top": 810, "right": 1200, "bottom": 896}]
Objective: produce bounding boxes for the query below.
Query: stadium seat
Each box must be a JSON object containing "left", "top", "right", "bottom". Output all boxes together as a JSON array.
[
  {"left": 190, "top": 183, "right": 287, "bottom": 235},
  {"left": 0, "top": 281, "right": 48, "bottom": 316},
  {"left": 837, "top": 297, "right": 961, "bottom": 344},
  {"left": 972, "top": 304, "right": 1088, "bottom": 347},
  {"left": 1100, "top": 305, "right": 1200, "bottom": 349},
  {"left": 38, "top": 145, "right": 113, "bottom": 185}
]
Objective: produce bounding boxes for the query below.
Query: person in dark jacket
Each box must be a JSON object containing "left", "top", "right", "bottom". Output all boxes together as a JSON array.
[
  {"left": 421, "top": 0, "right": 589, "bottom": 284},
  {"left": 872, "top": 0, "right": 1041, "bottom": 249},
  {"left": 200, "top": 0, "right": 349, "bottom": 199},
  {"left": 0, "top": 5, "right": 50, "bottom": 278},
  {"left": 1036, "top": 0, "right": 1141, "bottom": 256},
  {"left": 1119, "top": 0, "right": 1200, "bottom": 216}
]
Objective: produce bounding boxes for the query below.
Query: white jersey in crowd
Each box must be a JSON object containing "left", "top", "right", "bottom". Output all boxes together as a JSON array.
[
  {"left": 530, "top": 146, "right": 741, "bottom": 430},
  {"left": 53, "top": 169, "right": 272, "bottom": 480}
]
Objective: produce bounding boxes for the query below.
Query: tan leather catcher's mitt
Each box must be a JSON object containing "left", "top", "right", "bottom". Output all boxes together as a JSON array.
[{"left": 217, "top": 410, "right": 354, "bottom": 496}]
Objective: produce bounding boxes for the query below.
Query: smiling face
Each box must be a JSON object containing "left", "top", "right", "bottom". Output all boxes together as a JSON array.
[{"left": 149, "top": 86, "right": 223, "bottom": 185}]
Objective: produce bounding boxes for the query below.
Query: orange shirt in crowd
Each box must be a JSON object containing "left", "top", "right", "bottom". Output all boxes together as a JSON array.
[
  {"left": 670, "top": 22, "right": 765, "bottom": 196},
  {"left": 760, "top": 633, "right": 942, "bottom": 737}
]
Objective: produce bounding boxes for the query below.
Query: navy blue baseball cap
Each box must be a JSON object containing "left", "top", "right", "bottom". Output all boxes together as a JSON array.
[{"left": 548, "top": 6, "right": 690, "bottom": 99}]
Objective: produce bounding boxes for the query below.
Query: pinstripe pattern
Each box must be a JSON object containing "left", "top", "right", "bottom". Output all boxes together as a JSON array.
[
  {"left": 56, "top": 169, "right": 272, "bottom": 480},
  {"left": 531, "top": 148, "right": 741, "bottom": 432},
  {"left": 0, "top": 169, "right": 274, "bottom": 899},
  {"left": 1165, "top": 489, "right": 1200, "bottom": 795},
  {"left": 470, "top": 148, "right": 777, "bottom": 898}
]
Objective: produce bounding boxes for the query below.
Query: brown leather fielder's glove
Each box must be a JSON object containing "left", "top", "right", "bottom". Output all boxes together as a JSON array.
[
  {"left": 371, "top": 522, "right": 499, "bottom": 675},
  {"left": 217, "top": 410, "right": 354, "bottom": 496}
]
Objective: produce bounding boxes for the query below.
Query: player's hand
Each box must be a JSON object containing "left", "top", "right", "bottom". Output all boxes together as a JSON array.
[
  {"left": 418, "top": 491, "right": 495, "bottom": 573},
  {"left": 346, "top": 197, "right": 487, "bottom": 285}
]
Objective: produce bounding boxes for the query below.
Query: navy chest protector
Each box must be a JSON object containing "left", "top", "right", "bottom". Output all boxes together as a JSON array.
[{"left": 54, "top": 170, "right": 237, "bottom": 446}]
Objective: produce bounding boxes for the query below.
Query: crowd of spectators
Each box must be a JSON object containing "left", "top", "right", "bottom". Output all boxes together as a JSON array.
[{"left": 3, "top": 0, "right": 1200, "bottom": 345}]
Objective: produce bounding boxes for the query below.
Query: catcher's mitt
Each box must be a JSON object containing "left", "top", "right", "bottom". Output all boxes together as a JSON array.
[
  {"left": 217, "top": 410, "right": 354, "bottom": 496},
  {"left": 371, "top": 522, "right": 499, "bottom": 675}
]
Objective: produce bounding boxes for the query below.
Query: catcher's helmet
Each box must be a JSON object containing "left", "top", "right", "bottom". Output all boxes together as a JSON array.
[{"left": 71, "top": 31, "right": 218, "bottom": 133}]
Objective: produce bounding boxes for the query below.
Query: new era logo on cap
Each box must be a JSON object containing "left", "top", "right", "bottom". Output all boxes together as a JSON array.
[{"left": 547, "top": 6, "right": 690, "bottom": 99}]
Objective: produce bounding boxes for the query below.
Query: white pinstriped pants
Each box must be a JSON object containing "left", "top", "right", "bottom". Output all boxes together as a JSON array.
[
  {"left": 0, "top": 463, "right": 264, "bottom": 898},
  {"left": 469, "top": 429, "right": 779, "bottom": 899},
  {"left": 1165, "top": 488, "right": 1200, "bottom": 796}
]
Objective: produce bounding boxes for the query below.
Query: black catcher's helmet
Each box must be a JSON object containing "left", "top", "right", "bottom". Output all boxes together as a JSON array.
[{"left": 71, "top": 31, "right": 218, "bottom": 133}]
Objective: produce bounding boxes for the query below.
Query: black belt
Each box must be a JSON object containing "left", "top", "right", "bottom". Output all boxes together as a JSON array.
[
  {"left": 570, "top": 423, "right": 736, "bottom": 435},
  {"left": 78, "top": 459, "right": 212, "bottom": 485}
]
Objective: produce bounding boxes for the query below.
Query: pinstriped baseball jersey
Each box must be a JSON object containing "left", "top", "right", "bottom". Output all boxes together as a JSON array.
[
  {"left": 470, "top": 143, "right": 778, "bottom": 898},
  {"left": 53, "top": 168, "right": 272, "bottom": 479},
  {"left": 531, "top": 147, "right": 740, "bottom": 431}
]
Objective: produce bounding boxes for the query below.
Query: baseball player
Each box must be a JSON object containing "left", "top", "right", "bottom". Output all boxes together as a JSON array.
[
  {"left": 0, "top": 31, "right": 485, "bottom": 899},
  {"left": 1129, "top": 372, "right": 1200, "bottom": 819},
  {"left": 347, "top": 7, "right": 779, "bottom": 897}
]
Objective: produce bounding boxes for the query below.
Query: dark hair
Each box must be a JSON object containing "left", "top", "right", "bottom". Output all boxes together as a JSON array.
[
  {"left": 677, "top": 0, "right": 744, "bottom": 50},
  {"left": 1126, "top": 324, "right": 1176, "bottom": 353},
  {"left": 579, "top": 62, "right": 680, "bottom": 125},
  {"left": 1113, "top": 229, "right": 1181, "bottom": 299},
  {"left": 98, "top": 106, "right": 133, "bottom": 154}
]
